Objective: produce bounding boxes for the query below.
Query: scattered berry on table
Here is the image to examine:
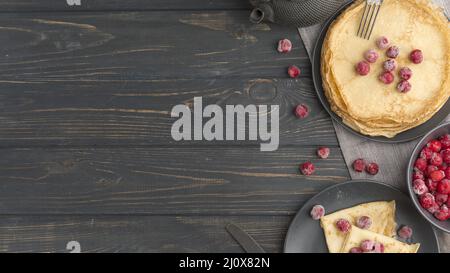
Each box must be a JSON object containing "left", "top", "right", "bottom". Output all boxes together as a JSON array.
[
  {"left": 356, "top": 61, "right": 371, "bottom": 76},
  {"left": 386, "top": 46, "right": 400, "bottom": 58},
  {"left": 364, "top": 49, "right": 379, "bottom": 63},
  {"left": 356, "top": 216, "right": 372, "bottom": 230},
  {"left": 335, "top": 219, "right": 352, "bottom": 233},
  {"left": 294, "top": 104, "right": 309, "bottom": 119},
  {"left": 366, "top": 163, "right": 379, "bottom": 175},
  {"left": 376, "top": 36, "right": 390, "bottom": 49},
  {"left": 383, "top": 59, "right": 397, "bottom": 72},
  {"left": 410, "top": 49, "right": 423, "bottom": 64},
  {"left": 317, "top": 147, "right": 330, "bottom": 159},
  {"left": 379, "top": 71, "right": 394, "bottom": 84},
  {"left": 397, "top": 225, "right": 413, "bottom": 240},
  {"left": 288, "top": 65, "right": 301, "bottom": 78},
  {"left": 300, "top": 161, "right": 315, "bottom": 176},
  {"left": 399, "top": 67, "right": 413, "bottom": 80},
  {"left": 310, "top": 205, "right": 325, "bottom": 220},
  {"left": 352, "top": 159, "right": 366, "bottom": 172},
  {"left": 277, "top": 39, "right": 292, "bottom": 53}
]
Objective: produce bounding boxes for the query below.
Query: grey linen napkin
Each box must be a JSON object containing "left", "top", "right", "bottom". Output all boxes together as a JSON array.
[{"left": 298, "top": 0, "right": 450, "bottom": 251}]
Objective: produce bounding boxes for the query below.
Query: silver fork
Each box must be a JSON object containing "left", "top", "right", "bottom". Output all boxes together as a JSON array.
[{"left": 357, "top": 0, "right": 384, "bottom": 40}]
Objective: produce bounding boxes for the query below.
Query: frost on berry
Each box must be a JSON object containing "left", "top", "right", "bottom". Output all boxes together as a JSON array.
[
  {"left": 353, "top": 159, "right": 366, "bottom": 172},
  {"left": 310, "top": 205, "right": 325, "bottom": 220},
  {"left": 356, "top": 61, "right": 371, "bottom": 76},
  {"left": 277, "top": 39, "right": 292, "bottom": 53},
  {"left": 288, "top": 65, "right": 301, "bottom": 78},
  {"left": 335, "top": 219, "right": 352, "bottom": 233},
  {"left": 294, "top": 104, "right": 309, "bottom": 119},
  {"left": 397, "top": 225, "right": 413, "bottom": 240},
  {"left": 317, "top": 147, "right": 330, "bottom": 159},
  {"left": 300, "top": 161, "right": 315, "bottom": 176},
  {"left": 366, "top": 163, "right": 379, "bottom": 175},
  {"left": 356, "top": 216, "right": 372, "bottom": 230}
]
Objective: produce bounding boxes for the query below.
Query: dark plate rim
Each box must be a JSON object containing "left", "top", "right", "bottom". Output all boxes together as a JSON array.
[
  {"left": 311, "top": 1, "right": 450, "bottom": 144},
  {"left": 407, "top": 121, "right": 450, "bottom": 233},
  {"left": 283, "top": 179, "right": 440, "bottom": 253}
]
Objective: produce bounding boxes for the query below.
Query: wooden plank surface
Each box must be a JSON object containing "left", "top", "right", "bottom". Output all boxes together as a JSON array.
[{"left": 0, "top": 147, "right": 349, "bottom": 214}]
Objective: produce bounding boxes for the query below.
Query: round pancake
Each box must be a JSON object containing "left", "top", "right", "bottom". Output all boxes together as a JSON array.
[{"left": 321, "top": 0, "right": 450, "bottom": 138}]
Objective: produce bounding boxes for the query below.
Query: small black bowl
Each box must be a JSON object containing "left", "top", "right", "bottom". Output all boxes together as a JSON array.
[{"left": 407, "top": 122, "right": 450, "bottom": 233}]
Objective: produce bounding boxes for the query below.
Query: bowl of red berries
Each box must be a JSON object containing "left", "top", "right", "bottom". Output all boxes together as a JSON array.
[{"left": 408, "top": 122, "right": 450, "bottom": 233}]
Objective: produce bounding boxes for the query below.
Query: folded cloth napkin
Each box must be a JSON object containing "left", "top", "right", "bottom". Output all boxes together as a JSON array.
[{"left": 298, "top": 0, "right": 450, "bottom": 251}]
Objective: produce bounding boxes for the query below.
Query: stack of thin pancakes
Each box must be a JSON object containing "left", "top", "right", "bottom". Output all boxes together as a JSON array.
[{"left": 321, "top": 0, "right": 450, "bottom": 138}]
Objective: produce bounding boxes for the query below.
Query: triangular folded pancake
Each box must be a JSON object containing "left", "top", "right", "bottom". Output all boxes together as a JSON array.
[
  {"left": 320, "top": 201, "right": 397, "bottom": 253},
  {"left": 340, "top": 226, "right": 420, "bottom": 253}
]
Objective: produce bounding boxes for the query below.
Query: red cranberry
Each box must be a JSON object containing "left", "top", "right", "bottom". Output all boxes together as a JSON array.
[
  {"left": 349, "top": 247, "right": 364, "bottom": 253},
  {"left": 366, "top": 163, "right": 379, "bottom": 175},
  {"left": 356, "top": 216, "right": 372, "bottom": 229},
  {"left": 430, "top": 170, "right": 445, "bottom": 182},
  {"left": 383, "top": 59, "right": 397, "bottom": 72},
  {"left": 288, "top": 65, "right": 301, "bottom": 78},
  {"left": 364, "top": 49, "right": 379, "bottom": 63},
  {"left": 440, "top": 134, "right": 450, "bottom": 149},
  {"left": 356, "top": 61, "right": 371, "bottom": 76},
  {"left": 379, "top": 71, "right": 394, "bottom": 84},
  {"left": 335, "top": 219, "right": 352, "bottom": 233},
  {"left": 435, "top": 193, "right": 448, "bottom": 205},
  {"left": 410, "top": 49, "right": 423, "bottom": 64},
  {"left": 317, "top": 147, "right": 330, "bottom": 159},
  {"left": 428, "top": 140, "right": 442, "bottom": 153},
  {"left": 414, "top": 158, "right": 427, "bottom": 172},
  {"left": 376, "top": 36, "right": 390, "bottom": 49},
  {"left": 420, "top": 147, "right": 433, "bottom": 160},
  {"left": 294, "top": 104, "right": 309, "bottom": 119},
  {"left": 399, "top": 67, "right": 413, "bottom": 80},
  {"left": 397, "top": 80, "right": 412, "bottom": 93},
  {"left": 397, "top": 226, "right": 413, "bottom": 239},
  {"left": 386, "top": 46, "right": 400, "bottom": 58},
  {"left": 300, "top": 162, "right": 315, "bottom": 176},
  {"left": 430, "top": 152, "right": 443, "bottom": 166},
  {"left": 420, "top": 193, "right": 436, "bottom": 209},
  {"left": 413, "top": 179, "right": 428, "bottom": 195},
  {"left": 434, "top": 205, "right": 449, "bottom": 221},
  {"left": 353, "top": 159, "right": 366, "bottom": 172},
  {"left": 277, "top": 39, "right": 292, "bottom": 53},
  {"left": 373, "top": 243, "right": 385, "bottom": 253},
  {"left": 310, "top": 205, "right": 325, "bottom": 220},
  {"left": 360, "top": 240, "right": 375, "bottom": 252},
  {"left": 437, "top": 179, "right": 450, "bottom": 194},
  {"left": 413, "top": 171, "right": 424, "bottom": 181}
]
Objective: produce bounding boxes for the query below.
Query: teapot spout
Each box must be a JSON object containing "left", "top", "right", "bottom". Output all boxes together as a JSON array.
[{"left": 250, "top": 4, "right": 274, "bottom": 24}]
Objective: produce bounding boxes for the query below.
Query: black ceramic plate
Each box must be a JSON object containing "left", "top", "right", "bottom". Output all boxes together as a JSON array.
[
  {"left": 284, "top": 180, "right": 439, "bottom": 253},
  {"left": 312, "top": 2, "right": 450, "bottom": 143}
]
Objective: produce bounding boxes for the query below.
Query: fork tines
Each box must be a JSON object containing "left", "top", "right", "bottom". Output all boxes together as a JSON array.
[{"left": 357, "top": 0, "right": 383, "bottom": 40}]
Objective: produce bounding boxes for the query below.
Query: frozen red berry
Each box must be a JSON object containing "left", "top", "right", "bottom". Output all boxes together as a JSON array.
[
  {"left": 294, "top": 104, "right": 309, "bottom": 119},
  {"left": 386, "top": 46, "right": 400, "bottom": 58},
  {"left": 335, "top": 219, "right": 352, "bottom": 233},
  {"left": 317, "top": 147, "right": 330, "bottom": 159},
  {"left": 288, "top": 65, "right": 301, "bottom": 78},
  {"left": 364, "top": 49, "right": 379, "bottom": 63},
  {"left": 373, "top": 242, "right": 385, "bottom": 253},
  {"left": 435, "top": 193, "right": 448, "bottom": 205},
  {"left": 310, "top": 205, "right": 325, "bottom": 220},
  {"left": 426, "top": 165, "right": 438, "bottom": 176},
  {"left": 413, "top": 179, "right": 428, "bottom": 195},
  {"left": 300, "top": 161, "right": 315, "bottom": 176},
  {"left": 427, "top": 202, "right": 440, "bottom": 214},
  {"left": 425, "top": 178, "right": 438, "bottom": 192},
  {"left": 414, "top": 158, "right": 427, "bottom": 172},
  {"left": 420, "top": 193, "right": 436, "bottom": 209},
  {"left": 439, "top": 164, "right": 448, "bottom": 171},
  {"left": 397, "top": 80, "right": 412, "bottom": 93},
  {"left": 376, "top": 36, "right": 390, "bottom": 49},
  {"left": 410, "top": 49, "right": 423, "bottom": 64},
  {"left": 397, "top": 226, "right": 413, "bottom": 240},
  {"left": 383, "top": 59, "right": 397, "bottom": 72},
  {"left": 437, "top": 179, "right": 450, "bottom": 194},
  {"left": 356, "top": 216, "right": 372, "bottom": 230},
  {"left": 349, "top": 247, "right": 364, "bottom": 253},
  {"left": 353, "top": 159, "right": 366, "bottom": 172},
  {"left": 430, "top": 152, "right": 443, "bottom": 166},
  {"left": 434, "top": 204, "right": 449, "bottom": 221},
  {"left": 444, "top": 167, "right": 450, "bottom": 179},
  {"left": 379, "top": 71, "right": 394, "bottom": 84},
  {"left": 413, "top": 171, "right": 424, "bottom": 181},
  {"left": 428, "top": 140, "right": 442, "bottom": 153},
  {"left": 441, "top": 150, "right": 450, "bottom": 164},
  {"left": 360, "top": 240, "right": 375, "bottom": 252},
  {"left": 277, "top": 39, "right": 292, "bottom": 53},
  {"left": 420, "top": 147, "right": 433, "bottom": 160},
  {"left": 356, "top": 61, "right": 371, "bottom": 76},
  {"left": 440, "top": 134, "right": 450, "bottom": 149},
  {"left": 399, "top": 67, "right": 413, "bottom": 80},
  {"left": 430, "top": 170, "right": 445, "bottom": 182},
  {"left": 366, "top": 162, "right": 379, "bottom": 175}
]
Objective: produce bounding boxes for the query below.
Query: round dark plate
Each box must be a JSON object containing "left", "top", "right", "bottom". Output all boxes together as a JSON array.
[
  {"left": 312, "top": 2, "right": 450, "bottom": 143},
  {"left": 284, "top": 180, "right": 439, "bottom": 253},
  {"left": 407, "top": 122, "right": 450, "bottom": 233}
]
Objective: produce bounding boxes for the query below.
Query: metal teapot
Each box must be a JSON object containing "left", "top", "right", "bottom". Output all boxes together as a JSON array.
[{"left": 249, "top": 0, "right": 349, "bottom": 27}]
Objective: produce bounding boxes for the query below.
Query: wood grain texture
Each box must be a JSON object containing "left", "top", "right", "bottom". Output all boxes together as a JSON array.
[
  {"left": 0, "top": 78, "right": 337, "bottom": 147},
  {"left": 0, "top": 147, "right": 349, "bottom": 214},
  {"left": 0, "top": 0, "right": 252, "bottom": 12},
  {"left": 0, "top": 215, "right": 289, "bottom": 253}
]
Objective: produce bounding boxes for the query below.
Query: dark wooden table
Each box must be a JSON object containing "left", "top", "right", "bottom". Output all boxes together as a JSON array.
[{"left": 0, "top": 0, "right": 352, "bottom": 252}]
